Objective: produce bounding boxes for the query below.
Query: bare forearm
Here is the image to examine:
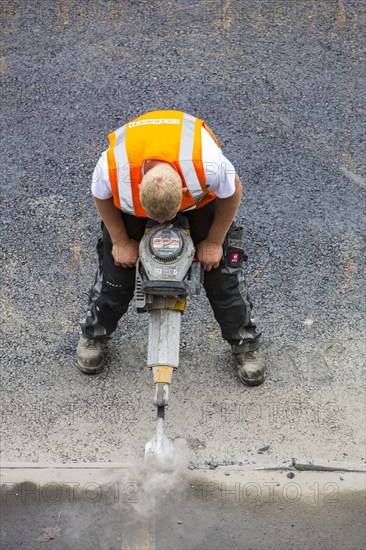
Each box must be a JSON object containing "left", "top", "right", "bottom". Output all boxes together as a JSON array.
[
  {"left": 206, "top": 176, "right": 242, "bottom": 245},
  {"left": 93, "top": 197, "right": 129, "bottom": 243}
]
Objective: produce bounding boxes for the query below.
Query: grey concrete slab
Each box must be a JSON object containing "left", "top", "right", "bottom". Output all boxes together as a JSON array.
[{"left": 1, "top": 466, "right": 365, "bottom": 550}]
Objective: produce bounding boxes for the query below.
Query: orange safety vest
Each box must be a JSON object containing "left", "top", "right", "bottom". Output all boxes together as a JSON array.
[{"left": 106, "top": 110, "right": 220, "bottom": 217}]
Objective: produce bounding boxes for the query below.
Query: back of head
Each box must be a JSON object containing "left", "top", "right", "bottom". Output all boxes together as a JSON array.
[{"left": 140, "top": 164, "right": 183, "bottom": 219}]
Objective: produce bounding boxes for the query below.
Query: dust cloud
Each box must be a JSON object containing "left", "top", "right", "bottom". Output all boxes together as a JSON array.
[{"left": 126, "top": 437, "right": 190, "bottom": 518}]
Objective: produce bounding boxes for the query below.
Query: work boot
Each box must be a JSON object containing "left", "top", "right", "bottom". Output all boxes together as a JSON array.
[
  {"left": 76, "top": 335, "right": 105, "bottom": 374},
  {"left": 232, "top": 346, "right": 267, "bottom": 386}
]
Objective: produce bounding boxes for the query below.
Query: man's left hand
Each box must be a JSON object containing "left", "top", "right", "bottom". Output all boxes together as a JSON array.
[{"left": 196, "top": 240, "right": 223, "bottom": 272}]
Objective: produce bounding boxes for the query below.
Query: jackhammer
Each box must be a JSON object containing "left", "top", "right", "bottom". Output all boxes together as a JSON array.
[{"left": 134, "top": 215, "right": 202, "bottom": 455}]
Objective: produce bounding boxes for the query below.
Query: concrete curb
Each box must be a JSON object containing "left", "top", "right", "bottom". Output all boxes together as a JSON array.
[
  {"left": 1, "top": 462, "right": 365, "bottom": 493},
  {"left": 1, "top": 460, "right": 365, "bottom": 471},
  {"left": 2, "top": 460, "right": 364, "bottom": 472}
]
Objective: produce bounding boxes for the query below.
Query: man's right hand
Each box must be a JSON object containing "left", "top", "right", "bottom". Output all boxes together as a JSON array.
[{"left": 112, "top": 239, "right": 139, "bottom": 268}]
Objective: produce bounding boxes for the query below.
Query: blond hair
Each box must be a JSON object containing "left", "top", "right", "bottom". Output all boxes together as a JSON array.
[{"left": 140, "top": 165, "right": 182, "bottom": 218}]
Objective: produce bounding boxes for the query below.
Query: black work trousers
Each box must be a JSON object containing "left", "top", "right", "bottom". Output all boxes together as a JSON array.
[{"left": 81, "top": 201, "right": 260, "bottom": 349}]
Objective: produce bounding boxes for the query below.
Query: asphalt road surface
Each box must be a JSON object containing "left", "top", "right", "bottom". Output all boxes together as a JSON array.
[{"left": 1, "top": 1, "right": 365, "bottom": 548}]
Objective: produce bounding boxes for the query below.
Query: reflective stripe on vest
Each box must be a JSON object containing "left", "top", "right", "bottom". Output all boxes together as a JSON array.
[
  {"left": 113, "top": 125, "right": 135, "bottom": 214},
  {"left": 179, "top": 113, "right": 205, "bottom": 204}
]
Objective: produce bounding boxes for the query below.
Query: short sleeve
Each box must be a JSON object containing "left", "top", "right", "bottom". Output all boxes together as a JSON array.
[
  {"left": 91, "top": 151, "right": 113, "bottom": 200},
  {"left": 201, "top": 127, "right": 236, "bottom": 198}
]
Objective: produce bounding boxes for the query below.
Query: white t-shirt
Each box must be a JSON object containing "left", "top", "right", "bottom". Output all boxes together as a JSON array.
[{"left": 91, "top": 127, "right": 237, "bottom": 200}]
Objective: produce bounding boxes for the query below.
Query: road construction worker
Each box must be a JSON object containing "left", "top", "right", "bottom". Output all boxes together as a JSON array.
[{"left": 77, "top": 110, "right": 266, "bottom": 385}]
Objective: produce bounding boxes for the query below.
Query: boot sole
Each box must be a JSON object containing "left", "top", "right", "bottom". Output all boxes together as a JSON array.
[
  {"left": 76, "top": 359, "right": 104, "bottom": 375},
  {"left": 238, "top": 372, "right": 266, "bottom": 386}
]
